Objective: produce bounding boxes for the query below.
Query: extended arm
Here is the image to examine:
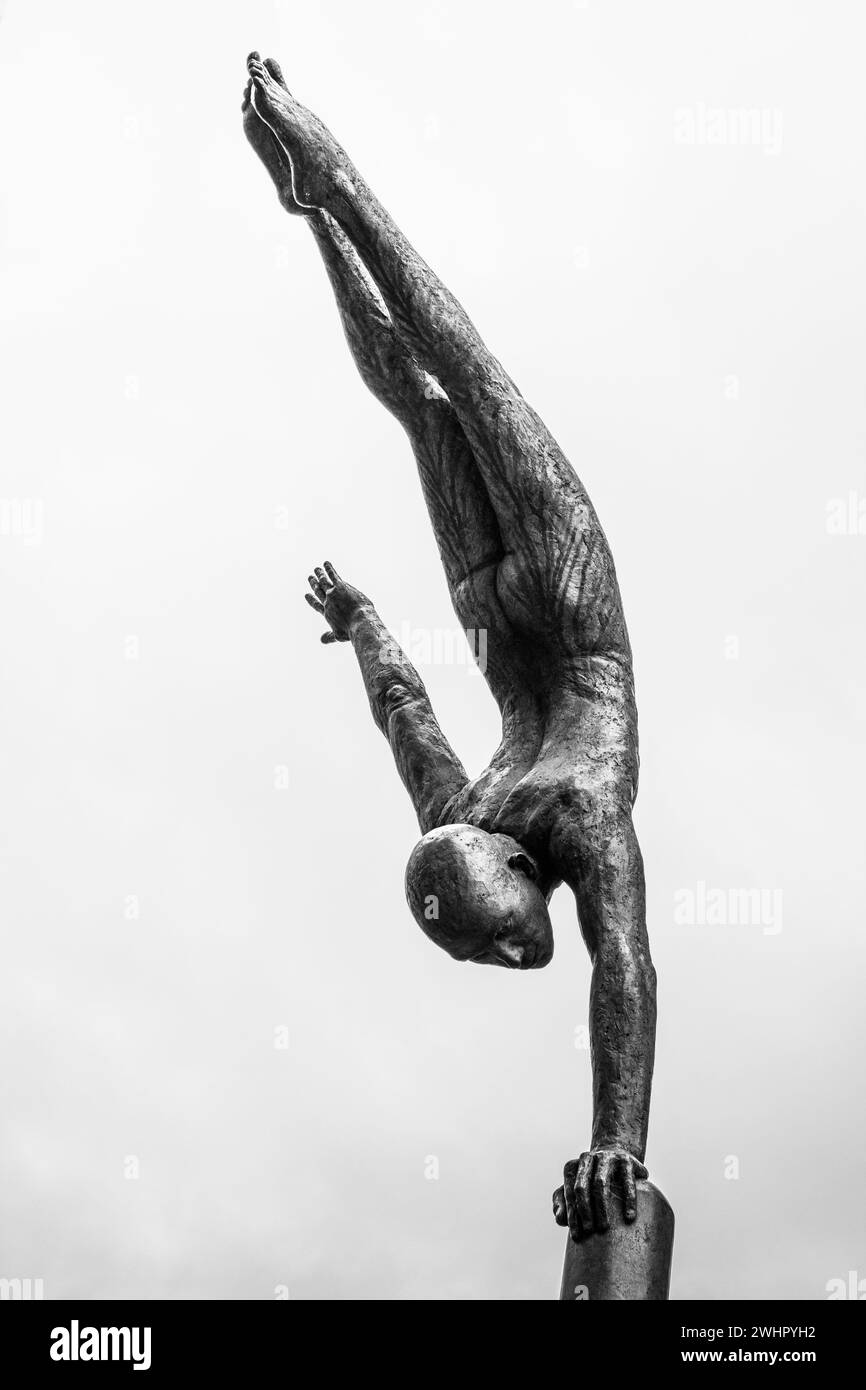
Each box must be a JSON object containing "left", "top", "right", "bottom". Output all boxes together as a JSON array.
[
  {"left": 305, "top": 563, "right": 467, "bottom": 833},
  {"left": 551, "top": 787, "right": 657, "bottom": 1241},
  {"left": 582, "top": 817, "right": 655, "bottom": 1161}
]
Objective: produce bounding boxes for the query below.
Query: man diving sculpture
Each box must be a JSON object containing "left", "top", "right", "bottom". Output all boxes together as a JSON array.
[{"left": 243, "top": 53, "right": 658, "bottom": 1253}]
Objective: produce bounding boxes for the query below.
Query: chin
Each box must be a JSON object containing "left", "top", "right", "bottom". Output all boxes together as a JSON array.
[{"left": 524, "top": 939, "right": 554, "bottom": 970}]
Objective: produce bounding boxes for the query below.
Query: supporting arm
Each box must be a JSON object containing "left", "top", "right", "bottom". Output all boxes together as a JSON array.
[
  {"left": 551, "top": 793, "right": 657, "bottom": 1243},
  {"left": 584, "top": 824, "right": 656, "bottom": 1162}
]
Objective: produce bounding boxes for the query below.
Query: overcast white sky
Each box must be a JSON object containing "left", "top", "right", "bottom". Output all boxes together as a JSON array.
[{"left": 1, "top": 0, "right": 864, "bottom": 1299}]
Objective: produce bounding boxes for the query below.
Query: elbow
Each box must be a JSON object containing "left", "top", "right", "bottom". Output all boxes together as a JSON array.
[
  {"left": 594, "top": 932, "right": 656, "bottom": 1002},
  {"left": 374, "top": 678, "right": 424, "bottom": 734}
]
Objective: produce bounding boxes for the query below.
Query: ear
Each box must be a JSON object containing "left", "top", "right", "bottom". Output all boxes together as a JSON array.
[{"left": 507, "top": 850, "right": 538, "bottom": 882}]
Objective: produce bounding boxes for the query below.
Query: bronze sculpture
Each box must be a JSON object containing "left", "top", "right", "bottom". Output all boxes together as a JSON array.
[{"left": 243, "top": 53, "right": 668, "bottom": 1290}]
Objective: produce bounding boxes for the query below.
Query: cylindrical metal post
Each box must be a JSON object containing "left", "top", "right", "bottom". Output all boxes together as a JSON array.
[{"left": 559, "top": 1180, "right": 674, "bottom": 1301}]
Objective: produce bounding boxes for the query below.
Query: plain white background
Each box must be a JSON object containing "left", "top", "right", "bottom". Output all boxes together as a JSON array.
[{"left": 1, "top": 0, "right": 864, "bottom": 1299}]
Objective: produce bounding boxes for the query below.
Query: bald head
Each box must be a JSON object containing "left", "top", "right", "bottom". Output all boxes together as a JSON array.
[{"left": 405, "top": 824, "right": 554, "bottom": 969}]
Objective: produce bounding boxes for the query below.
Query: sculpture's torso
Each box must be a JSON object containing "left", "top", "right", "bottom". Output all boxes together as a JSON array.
[
  {"left": 438, "top": 643, "right": 639, "bottom": 889},
  {"left": 426, "top": 437, "right": 643, "bottom": 890}
]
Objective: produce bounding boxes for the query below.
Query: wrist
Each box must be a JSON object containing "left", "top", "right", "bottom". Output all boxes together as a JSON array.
[
  {"left": 591, "top": 1131, "right": 646, "bottom": 1161},
  {"left": 348, "top": 601, "right": 377, "bottom": 639}
]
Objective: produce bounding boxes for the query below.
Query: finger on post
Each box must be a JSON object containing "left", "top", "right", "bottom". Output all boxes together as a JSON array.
[
  {"left": 552, "top": 1186, "right": 568, "bottom": 1226},
  {"left": 574, "top": 1152, "right": 593, "bottom": 1236},
  {"left": 562, "top": 1168, "right": 580, "bottom": 1245},
  {"left": 592, "top": 1153, "right": 615, "bottom": 1232},
  {"left": 620, "top": 1156, "right": 638, "bottom": 1223}
]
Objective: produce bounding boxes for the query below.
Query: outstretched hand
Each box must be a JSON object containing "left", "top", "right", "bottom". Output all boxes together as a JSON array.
[
  {"left": 553, "top": 1148, "right": 648, "bottom": 1242},
  {"left": 305, "top": 561, "right": 368, "bottom": 644}
]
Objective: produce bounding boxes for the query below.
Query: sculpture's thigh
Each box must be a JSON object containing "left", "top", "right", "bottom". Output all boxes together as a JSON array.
[{"left": 410, "top": 405, "right": 503, "bottom": 602}]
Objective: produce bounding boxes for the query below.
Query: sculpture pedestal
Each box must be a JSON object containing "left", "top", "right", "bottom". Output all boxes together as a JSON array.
[{"left": 559, "top": 1180, "right": 674, "bottom": 1301}]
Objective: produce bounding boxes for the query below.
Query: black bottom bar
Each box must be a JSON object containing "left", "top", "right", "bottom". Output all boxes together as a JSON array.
[{"left": 5, "top": 1298, "right": 862, "bottom": 1376}]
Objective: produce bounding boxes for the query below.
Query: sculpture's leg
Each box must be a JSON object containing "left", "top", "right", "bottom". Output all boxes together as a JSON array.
[
  {"left": 559, "top": 1180, "right": 674, "bottom": 1301},
  {"left": 319, "top": 167, "right": 629, "bottom": 650},
  {"left": 324, "top": 187, "right": 588, "bottom": 559},
  {"left": 305, "top": 214, "right": 503, "bottom": 596},
  {"left": 245, "top": 54, "right": 591, "bottom": 556},
  {"left": 249, "top": 56, "right": 638, "bottom": 656},
  {"left": 243, "top": 71, "right": 501, "bottom": 598}
]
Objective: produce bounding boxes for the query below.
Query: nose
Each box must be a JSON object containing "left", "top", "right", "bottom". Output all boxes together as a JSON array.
[{"left": 496, "top": 941, "right": 525, "bottom": 968}]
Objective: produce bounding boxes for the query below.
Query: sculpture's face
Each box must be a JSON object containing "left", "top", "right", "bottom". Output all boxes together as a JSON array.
[{"left": 405, "top": 824, "right": 554, "bottom": 969}]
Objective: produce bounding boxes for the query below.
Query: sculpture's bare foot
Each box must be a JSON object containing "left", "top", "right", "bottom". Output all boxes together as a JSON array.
[
  {"left": 241, "top": 70, "right": 307, "bottom": 215},
  {"left": 246, "top": 51, "right": 354, "bottom": 211}
]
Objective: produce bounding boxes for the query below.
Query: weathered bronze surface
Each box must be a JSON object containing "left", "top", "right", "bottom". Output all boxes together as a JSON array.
[
  {"left": 560, "top": 1181, "right": 674, "bottom": 1301},
  {"left": 243, "top": 54, "right": 666, "bottom": 1278}
]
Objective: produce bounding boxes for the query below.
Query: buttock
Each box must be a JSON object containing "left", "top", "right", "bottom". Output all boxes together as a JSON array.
[{"left": 494, "top": 535, "right": 631, "bottom": 659}]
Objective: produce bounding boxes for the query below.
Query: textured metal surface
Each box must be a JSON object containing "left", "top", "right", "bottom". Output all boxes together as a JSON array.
[
  {"left": 560, "top": 1181, "right": 674, "bottom": 1301},
  {"left": 244, "top": 53, "right": 663, "bottom": 1268}
]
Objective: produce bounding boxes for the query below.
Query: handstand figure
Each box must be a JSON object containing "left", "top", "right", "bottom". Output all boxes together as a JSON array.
[{"left": 243, "top": 54, "right": 657, "bottom": 1242}]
